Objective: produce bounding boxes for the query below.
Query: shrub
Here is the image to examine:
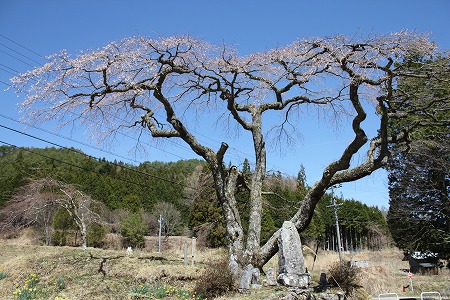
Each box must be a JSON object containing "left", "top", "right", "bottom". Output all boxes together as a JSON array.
[
  {"left": 120, "top": 213, "right": 147, "bottom": 248},
  {"left": 52, "top": 207, "right": 76, "bottom": 246},
  {"left": 87, "top": 223, "right": 106, "bottom": 248},
  {"left": 52, "top": 230, "right": 67, "bottom": 246},
  {"left": 193, "top": 255, "right": 234, "bottom": 299},
  {"left": 328, "top": 261, "right": 361, "bottom": 296},
  {"left": 0, "top": 271, "right": 7, "bottom": 280},
  {"left": 102, "top": 233, "right": 123, "bottom": 250}
]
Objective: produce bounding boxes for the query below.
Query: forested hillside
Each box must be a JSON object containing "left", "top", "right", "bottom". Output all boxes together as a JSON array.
[
  {"left": 0, "top": 145, "right": 201, "bottom": 212},
  {"left": 0, "top": 145, "right": 388, "bottom": 249}
]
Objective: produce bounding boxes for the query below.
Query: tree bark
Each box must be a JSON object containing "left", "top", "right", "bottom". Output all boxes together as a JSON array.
[{"left": 244, "top": 108, "right": 266, "bottom": 264}]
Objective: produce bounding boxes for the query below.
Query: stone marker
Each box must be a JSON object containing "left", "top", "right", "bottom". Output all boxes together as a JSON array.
[
  {"left": 251, "top": 267, "right": 260, "bottom": 285},
  {"left": 319, "top": 272, "right": 327, "bottom": 291},
  {"left": 265, "top": 267, "right": 277, "bottom": 286},
  {"left": 239, "top": 264, "right": 262, "bottom": 292},
  {"left": 238, "top": 264, "right": 254, "bottom": 293},
  {"left": 277, "top": 221, "right": 310, "bottom": 288}
]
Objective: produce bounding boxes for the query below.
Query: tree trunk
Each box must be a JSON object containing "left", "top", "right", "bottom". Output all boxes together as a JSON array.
[
  {"left": 80, "top": 223, "right": 87, "bottom": 250},
  {"left": 45, "top": 225, "right": 51, "bottom": 246},
  {"left": 209, "top": 108, "right": 267, "bottom": 284},
  {"left": 222, "top": 166, "right": 245, "bottom": 280},
  {"left": 244, "top": 109, "right": 266, "bottom": 263}
]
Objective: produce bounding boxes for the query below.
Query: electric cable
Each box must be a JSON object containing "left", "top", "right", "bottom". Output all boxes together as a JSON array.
[
  {"left": 0, "top": 139, "right": 148, "bottom": 190},
  {"left": 0, "top": 124, "right": 196, "bottom": 190},
  {"left": 0, "top": 33, "right": 323, "bottom": 185}
]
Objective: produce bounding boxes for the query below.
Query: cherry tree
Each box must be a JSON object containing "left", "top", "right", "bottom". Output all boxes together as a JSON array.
[
  {"left": 0, "top": 178, "right": 105, "bottom": 249},
  {"left": 0, "top": 178, "right": 57, "bottom": 245},
  {"left": 11, "top": 32, "right": 448, "bottom": 283}
]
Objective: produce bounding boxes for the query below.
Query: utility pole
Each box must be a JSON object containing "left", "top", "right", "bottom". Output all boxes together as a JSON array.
[{"left": 328, "top": 186, "right": 343, "bottom": 264}]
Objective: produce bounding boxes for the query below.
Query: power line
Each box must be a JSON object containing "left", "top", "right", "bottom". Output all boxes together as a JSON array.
[
  {"left": 0, "top": 64, "right": 19, "bottom": 76},
  {"left": 0, "top": 34, "right": 305, "bottom": 180},
  {"left": 0, "top": 79, "right": 11, "bottom": 87},
  {"left": 0, "top": 34, "right": 45, "bottom": 59},
  {"left": 0, "top": 41, "right": 43, "bottom": 66},
  {"left": 0, "top": 48, "right": 36, "bottom": 68},
  {"left": 0, "top": 123, "right": 195, "bottom": 190},
  {"left": 0, "top": 139, "right": 153, "bottom": 192},
  {"left": 0, "top": 113, "right": 141, "bottom": 165},
  {"left": 0, "top": 112, "right": 188, "bottom": 163}
]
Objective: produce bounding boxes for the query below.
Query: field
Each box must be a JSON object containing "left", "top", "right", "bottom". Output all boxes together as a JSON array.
[{"left": 0, "top": 229, "right": 449, "bottom": 300}]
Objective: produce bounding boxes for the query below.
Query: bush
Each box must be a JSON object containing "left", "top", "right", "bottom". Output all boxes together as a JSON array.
[
  {"left": 52, "top": 230, "right": 67, "bottom": 246},
  {"left": 52, "top": 207, "right": 76, "bottom": 246},
  {"left": 87, "top": 223, "right": 106, "bottom": 248},
  {"left": 193, "top": 255, "right": 234, "bottom": 299},
  {"left": 328, "top": 261, "right": 361, "bottom": 296},
  {"left": 102, "top": 233, "right": 123, "bottom": 250},
  {"left": 0, "top": 271, "right": 7, "bottom": 280},
  {"left": 120, "top": 213, "right": 147, "bottom": 248}
]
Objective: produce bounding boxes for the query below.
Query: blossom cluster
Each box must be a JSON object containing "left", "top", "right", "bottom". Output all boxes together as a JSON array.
[
  {"left": 12, "top": 273, "right": 39, "bottom": 299},
  {"left": 12, "top": 273, "right": 68, "bottom": 300}
]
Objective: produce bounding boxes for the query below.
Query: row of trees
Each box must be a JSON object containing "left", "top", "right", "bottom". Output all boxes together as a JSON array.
[
  {"left": 189, "top": 163, "right": 389, "bottom": 249},
  {"left": 0, "top": 174, "right": 183, "bottom": 249},
  {"left": 0, "top": 145, "right": 387, "bottom": 250},
  {"left": 0, "top": 145, "right": 200, "bottom": 225}
]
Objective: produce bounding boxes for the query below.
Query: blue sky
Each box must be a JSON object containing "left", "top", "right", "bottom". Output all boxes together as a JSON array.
[{"left": 1, "top": 0, "right": 449, "bottom": 208}]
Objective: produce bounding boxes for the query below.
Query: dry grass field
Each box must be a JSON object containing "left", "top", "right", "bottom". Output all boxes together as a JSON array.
[
  {"left": 301, "top": 246, "right": 450, "bottom": 298},
  {"left": 0, "top": 229, "right": 449, "bottom": 299}
]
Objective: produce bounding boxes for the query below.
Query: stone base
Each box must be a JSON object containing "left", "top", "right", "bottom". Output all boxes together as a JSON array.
[{"left": 277, "top": 273, "right": 310, "bottom": 288}]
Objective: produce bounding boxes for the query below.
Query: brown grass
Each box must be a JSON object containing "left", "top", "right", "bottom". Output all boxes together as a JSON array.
[
  {"left": 0, "top": 230, "right": 217, "bottom": 300},
  {"left": 0, "top": 230, "right": 449, "bottom": 299},
  {"left": 301, "top": 246, "right": 450, "bottom": 298}
]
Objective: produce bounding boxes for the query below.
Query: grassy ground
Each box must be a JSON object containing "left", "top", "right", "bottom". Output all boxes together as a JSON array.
[{"left": 0, "top": 230, "right": 449, "bottom": 299}]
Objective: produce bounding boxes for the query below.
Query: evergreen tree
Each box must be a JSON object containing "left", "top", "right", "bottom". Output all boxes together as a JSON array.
[
  {"left": 87, "top": 223, "right": 106, "bottom": 248},
  {"left": 52, "top": 207, "right": 77, "bottom": 246},
  {"left": 0, "top": 148, "right": 24, "bottom": 208},
  {"left": 188, "top": 170, "right": 227, "bottom": 247},
  {"left": 387, "top": 57, "right": 450, "bottom": 258},
  {"left": 120, "top": 213, "right": 147, "bottom": 248}
]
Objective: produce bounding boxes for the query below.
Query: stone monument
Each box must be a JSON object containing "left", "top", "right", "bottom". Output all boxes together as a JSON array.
[
  {"left": 238, "top": 264, "right": 262, "bottom": 293},
  {"left": 265, "top": 267, "right": 277, "bottom": 286},
  {"left": 277, "top": 221, "right": 310, "bottom": 288}
]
